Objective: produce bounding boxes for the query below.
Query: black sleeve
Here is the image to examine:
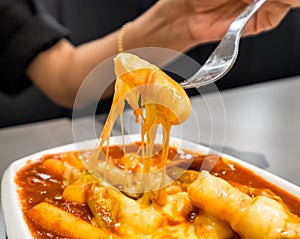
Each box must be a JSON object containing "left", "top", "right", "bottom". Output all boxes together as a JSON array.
[{"left": 0, "top": 0, "right": 70, "bottom": 95}]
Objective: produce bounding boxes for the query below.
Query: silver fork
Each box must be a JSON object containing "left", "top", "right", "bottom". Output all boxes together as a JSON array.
[{"left": 180, "top": 0, "right": 266, "bottom": 89}]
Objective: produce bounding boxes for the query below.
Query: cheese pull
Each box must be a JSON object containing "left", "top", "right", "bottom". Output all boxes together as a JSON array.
[
  {"left": 99, "top": 52, "right": 192, "bottom": 145},
  {"left": 85, "top": 53, "right": 192, "bottom": 201}
]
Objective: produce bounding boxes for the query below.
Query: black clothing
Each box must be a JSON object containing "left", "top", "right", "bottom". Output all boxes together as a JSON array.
[{"left": 0, "top": 0, "right": 69, "bottom": 95}]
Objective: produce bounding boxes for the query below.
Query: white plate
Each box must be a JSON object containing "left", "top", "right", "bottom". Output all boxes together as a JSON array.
[{"left": 2, "top": 134, "right": 300, "bottom": 239}]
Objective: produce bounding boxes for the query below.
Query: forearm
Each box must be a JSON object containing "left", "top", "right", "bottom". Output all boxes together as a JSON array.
[{"left": 27, "top": 32, "right": 119, "bottom": 108}]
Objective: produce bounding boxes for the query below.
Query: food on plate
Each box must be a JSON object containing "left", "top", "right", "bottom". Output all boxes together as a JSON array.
[
  {"left": 14, "top": 53, "right": 300, "bottom": 238},
  {"left": 27, "top": 202, "right": 120, "bottom": 239},
  {"left": 16, "top": 147, "right": 300, "bottom": 239}
]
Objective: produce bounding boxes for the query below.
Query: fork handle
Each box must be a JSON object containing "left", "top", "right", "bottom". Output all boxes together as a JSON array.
[{"left": 229, "top": 0, "right": 267, "bottom": 35}]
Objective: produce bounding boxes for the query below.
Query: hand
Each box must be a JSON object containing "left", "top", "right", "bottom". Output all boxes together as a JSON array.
[
  {"left": 137, "top": 0, "right": 300, "bottom": 51},
  {"left": 183, "top": 0, "right": 300, "bottom": 43}
]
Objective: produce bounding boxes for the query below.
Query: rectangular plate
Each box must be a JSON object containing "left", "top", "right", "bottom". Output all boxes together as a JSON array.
[{"left": 2, "top": 134, "right": 300, "bottom": 239}]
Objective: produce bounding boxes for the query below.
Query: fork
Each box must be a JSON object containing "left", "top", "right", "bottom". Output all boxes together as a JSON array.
[{"left": 180, "top": 0, "right": 266, "bottom": 89}]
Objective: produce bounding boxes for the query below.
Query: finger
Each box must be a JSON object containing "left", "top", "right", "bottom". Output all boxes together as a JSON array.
[
  {"left": 242, "top": 1, "right": 291, "bottom": 36},
  {"left": 268, "top": 0, "right": 300, "bottom": 8}
]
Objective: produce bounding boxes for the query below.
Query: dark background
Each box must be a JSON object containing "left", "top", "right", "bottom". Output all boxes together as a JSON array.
[{"left": 1, "top": 0, "right": 299, "bottom": 128}]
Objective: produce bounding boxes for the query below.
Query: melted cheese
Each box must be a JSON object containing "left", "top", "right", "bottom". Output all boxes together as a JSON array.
[{"left": 91, "top": 52, "right": 192, "bottom": 203}]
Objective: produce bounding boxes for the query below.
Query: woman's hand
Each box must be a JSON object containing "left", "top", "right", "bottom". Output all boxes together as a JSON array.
[
  {"left": 184, "top": 0, "right": 300, "bottom": 43},
  {"left": 133, "top": 0, "right": 300, "bottom": 51},
  {"left": 144, "top": 0, "right": 300, "bottom": 51}
]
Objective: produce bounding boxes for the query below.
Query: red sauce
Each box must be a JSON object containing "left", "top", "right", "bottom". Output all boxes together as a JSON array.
[
  {"left": 15, "top": 145, "right": 300, "bottom": 239},
  {"left": 16, "top": 155, "right": 93, "bottom": 239}
]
